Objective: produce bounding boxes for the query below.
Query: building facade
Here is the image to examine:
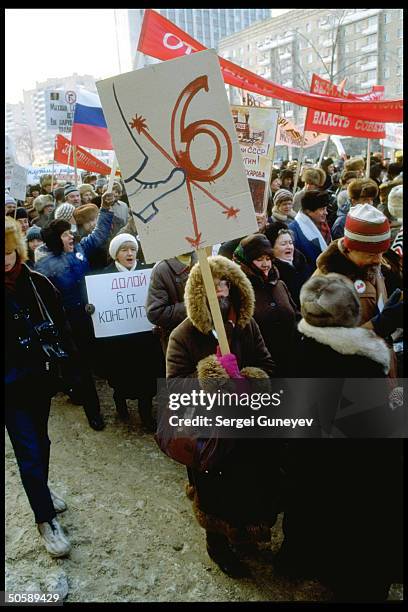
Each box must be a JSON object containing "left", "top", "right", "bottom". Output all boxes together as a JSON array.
[
  {"left": 218, "top": 8, "right": 403, "bottom": 127},
  {"left": 129, "top": 8, "right": 271, "bottom": 69}
]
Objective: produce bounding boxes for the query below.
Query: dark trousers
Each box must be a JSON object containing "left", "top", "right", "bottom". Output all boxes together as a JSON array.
[{"left": 5, "top": 395, "right": 56, "bottom": 524}]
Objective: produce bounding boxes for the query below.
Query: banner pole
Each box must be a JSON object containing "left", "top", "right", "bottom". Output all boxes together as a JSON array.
[
  {"left": 50, "top": 135, "right": 56, "bottom": 195},
  {"left": 366, "top": 139, "right": 371, "bottom": 179},
  {"left": 197, "top": 248, "right": 230, "bottom": 356},
  {"left": 73, "top": 145, "right": 78, "bottom": 186},
  {"left": 107, "top": 154, "right": 118, "bottom": 192},
  {"left": 318, "top": 135, "right": 330, "bottom": 167},
  {"left": 293, "top": 112, "right": 308, "bottom": 193}
]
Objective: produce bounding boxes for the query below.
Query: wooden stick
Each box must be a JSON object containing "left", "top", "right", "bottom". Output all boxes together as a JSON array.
[
  {"left": 73, "top": 145, "right": 78, "bottom": 186},
  {"left": 197, "top": 248, "right": 230, "bottom": 356},
  {"left": 365, "top": 139, "right": 371, "bottom": 179},
  {"left": 50, "top": 136, "right": 56, "bottom": 195},
  {"left": 107, "top": 154, "right": 118, "bottom": 192},
  {"left": 318, "top": 135, "right": 330, "bottom": 167}
]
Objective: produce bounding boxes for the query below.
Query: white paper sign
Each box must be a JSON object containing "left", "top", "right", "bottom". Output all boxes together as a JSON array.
[
  {"left": 26, "top": 164, "right": 75, "bottom": 185},
  {"left": 45, "top": 90, "right": 75, "bottom": 133},
  {"left": 97, "top": 50, "right": 257, "bottom": 263},
  {"left": 85, "top": 269, "right": 153, "bottom": 338},
  {"left": 9, "top": 164, "right": 28, "bottom": 201}
]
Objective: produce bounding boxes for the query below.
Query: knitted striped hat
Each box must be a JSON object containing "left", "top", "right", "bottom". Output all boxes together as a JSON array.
[
  {"left": 55, "top": 203, "right": 75, "bottom": 222},
  {"left": 344, "top": 204, "right": 391, "bottom": 253}
]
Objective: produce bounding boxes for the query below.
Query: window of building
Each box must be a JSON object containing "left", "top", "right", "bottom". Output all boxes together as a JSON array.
[
  {"left": 396, "top": 65, "right": 402, "bottom": 76},
  {"left": 384, "top": 31, "right": 389, "bottom": 42},
  {"left": 366, "top": 69, "right": 376, "bottom": 80},
  {"left": 384, "top": 51, "right": 389, "bottom": 61},
  {"left": 397, "top": 46, "right": 403, "bottom": 57},
  {"left": 367, "top": 34, "right": 376, "bottom": 44},
  {"left": 384, "top": 12, "right": 391, "bottom": 24},
  {"left": 247, "top": 43, "right": 251, "bottom": 52},
  {"left": 383, "top": 67, "right": 390, "bottom": 79},
  {"left": 398, "top": 28, "right": 403, "bottom": 38},
  {"left": 355, "top": 21, "right": 363, "bottom": 33},
  {"left": 368, "top": 15, "right": 377, "bottom": 27},
  {"left": 395, "top": 83, "right": 402, "bottom": 95},
  {"left": 306, "top": 22, "right": 311, "bottom": 33},
  {"left": 307, "top": 52, "right": 313, "bottom": 64}
]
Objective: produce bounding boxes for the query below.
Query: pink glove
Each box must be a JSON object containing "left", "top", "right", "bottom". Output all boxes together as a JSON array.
[{"left": 216, "top": 346, "right": 244, "bottom": 379}]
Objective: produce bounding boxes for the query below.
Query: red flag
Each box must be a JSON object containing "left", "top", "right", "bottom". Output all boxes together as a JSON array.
[
  {"left": 304, "top": 74, "right": 386, "bottom": 139},
  {"left": 54, "top": 135, "right": 113, "bottom": 175},
  {"left": 137, "top": 9, "right": 403, "bottom": 123}
]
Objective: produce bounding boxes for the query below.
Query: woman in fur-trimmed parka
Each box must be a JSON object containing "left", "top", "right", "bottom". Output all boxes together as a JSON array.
[
  {"left": 276, "top": 274, "right": 403, "bottom": 602},
  {"left": 166, "top": 255, "right": 281, "bottom": 578}
]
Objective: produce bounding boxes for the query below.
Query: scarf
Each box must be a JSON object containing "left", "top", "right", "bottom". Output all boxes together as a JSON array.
[
  {"left": 115, "top": 261, "right": 137, "bottom": 272},
  {"left": 271, "top": 206, "right": 296, "bottom": 222},
  {"left": 5, "top": 258, "right": 23, "bottom": 293},
  {"left": 294, "top": 210, "right": 328, "bottom": 253}
]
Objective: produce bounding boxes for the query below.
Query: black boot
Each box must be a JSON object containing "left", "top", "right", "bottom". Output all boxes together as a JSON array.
[
  {"left": 113, "top": 391, "right": 130, "bottom": 422},
  {"left": 86, "top": 413, "right": 105, "bottom": 431},
  {"left": 138, "top": 397, "right": 156, "bottom": 433},
  {"left": 206, "top": 532, "right": 251, "bottom": 578}
]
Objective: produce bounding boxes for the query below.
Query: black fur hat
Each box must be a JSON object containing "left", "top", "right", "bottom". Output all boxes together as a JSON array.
[{"left": 41, "top": 219, "right": 71, "bottom": 255}]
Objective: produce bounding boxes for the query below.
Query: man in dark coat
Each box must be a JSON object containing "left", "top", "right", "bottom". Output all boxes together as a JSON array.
[{"left": 166, "top": 255, "right": 279, "bottom": 578}]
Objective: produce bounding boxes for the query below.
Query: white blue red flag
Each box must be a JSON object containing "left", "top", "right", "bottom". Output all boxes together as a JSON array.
[{"left": 71, "top": 88, "right": 113, "bottom": 150}]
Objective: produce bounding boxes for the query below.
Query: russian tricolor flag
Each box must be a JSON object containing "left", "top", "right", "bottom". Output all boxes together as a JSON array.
[{"left": 71, "top": 88, "right": 113, "bottom": 150}]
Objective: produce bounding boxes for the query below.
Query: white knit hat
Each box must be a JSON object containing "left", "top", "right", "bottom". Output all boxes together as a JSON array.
[
  {"left": 388, "top": 185, "right": 403, "bottom": 220},
  {"left": 55, "top": 203, "right": 75, "bottom": 222},
  {"left": 109, "top": 233, "right": 138, "bottom": 260}
]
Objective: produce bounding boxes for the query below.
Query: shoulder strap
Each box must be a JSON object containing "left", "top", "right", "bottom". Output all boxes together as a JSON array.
[{"left": 28, "top": 276, "right": 53, "bottom": 324}]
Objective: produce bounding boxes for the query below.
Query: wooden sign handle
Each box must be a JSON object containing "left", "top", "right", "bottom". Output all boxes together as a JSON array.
[
  {"left": 197, "top": 248, "right": 230, "bottom": 356},
  {"left": 107, "top": 155, "right": 118, "bottom": 192}
]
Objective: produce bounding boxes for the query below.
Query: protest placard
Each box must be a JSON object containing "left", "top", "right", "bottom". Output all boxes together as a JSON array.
[
  {"left": 26, "top": 164, "right": 76, "bottom": 185},
  {"left": 305, "top": 74, "right": 386, "bottom": 139},
  {"left": 9, "top": 164, "right": 28, "bottom": 201},
  {"left": 96, "top": 50, "right": 257, "bottom": 263},
  {"left": 231, "top": 105, "right": 278, "bottom": 214},
  {"left": 45, "top": 90, "right": 75, "bottom": 134},
  {"left": 84, "top": 269, "right": 153, "bottom": 338},
  {"left": 382, "top": 124, "right": 403, "bottom": 150}
]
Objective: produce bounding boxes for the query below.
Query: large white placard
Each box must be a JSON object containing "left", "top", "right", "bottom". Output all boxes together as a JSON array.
[
  {"left": 97, "top": 50, "right": 257, "bottom": 263},
  {"left": 9, "top": 164, "right": 28, "bottom": 201},
  {"left": 45, "top": 90, "right": 75, "bottom": 133},
  {"left": 85, "top": 269, "right": 154, "bottom": 338}
]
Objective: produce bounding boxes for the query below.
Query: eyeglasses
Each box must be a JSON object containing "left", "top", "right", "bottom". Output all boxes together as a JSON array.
[{"left": 214, "top": 279, "right": 230, "bottom": 290}]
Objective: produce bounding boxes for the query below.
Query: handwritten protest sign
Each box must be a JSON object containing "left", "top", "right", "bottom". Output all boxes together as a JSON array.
[
  {"left": 45, "top": 90, "right": 75, "bottom": 134},
  {"left": 231, "top": 105, "right": 278, "bottom": 214},
  {"left": 9, "top": 164, "right": 28, "bottom": 201},
  {"left": 85, "top": 269, "right": 153, "bottom": 338},
  {"left": 96, "top": 50, "right": 257, "bottom": 263}
]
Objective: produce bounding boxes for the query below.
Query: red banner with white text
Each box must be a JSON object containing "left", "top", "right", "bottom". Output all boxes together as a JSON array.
[
  {"left": 304, "top": 74, "right": 386, "bottom": 139},
  {"left": 137, "top": 9, "right": 403, "bottom": 123},
  {"left": 54, "top": 134, "right": 113, "bottom": 175}
]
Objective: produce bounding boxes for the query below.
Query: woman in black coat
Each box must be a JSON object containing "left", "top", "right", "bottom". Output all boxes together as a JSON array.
[
  {"left": 264, "top": 221, "right": 311, "bottom": 308},
  {"left": 95, "top": 233, "right": 165, "bottom": 431},
  {"left": 5, "top": 217, "right": 74, "bottom": 558},
  {"left": 276, "top": 273, "right": 403, "bottom": 602},
  {"left": 233, "top": 233, "right": 298, "bottom": 376}
]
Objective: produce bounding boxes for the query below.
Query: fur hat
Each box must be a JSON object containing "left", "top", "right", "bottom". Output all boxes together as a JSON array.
[
  {"left": 79, "top": 184, "right": 97, "bottom": 198},
  {"left": 344, "top": 157, "right": 365, "bottom": 173},
  {"left": 300, "top": 273, "right": 361, "bottom": 328},
  {"left": 55, "top": 203, "right": 75, "bottom": 222},
  {"left": 26, "top": 225, "right": 43, "bottom": 243},
  {"left": 73, "top": 204, "right": 99, "bottom": 226},
  {"left": 33, "top": 194, "right": 53, "bottom": 214},
  {"left": 5, "top": 216, "right": 28, "bottom": 261},
  {"left": 108, "top": 233, "right": 138, "bottom": 260},
  {"left": 280, "top": 169, "right": 294, "bottom": 181},
  {"left": 40, "top": 174, "right": 52, "bottom": 187},
  {"left": 301, "top": 167, "right": 326, "bottom": 187},
  {"left": 270, "top": 169, "right": 281, "bottom": 183},
  {"left": 388, "top": 185, "right": 403, "bottom": 220},
  {"left": 64, "top": 183, "right": 79, "bottom": 198},
  {"left": 340, "top": 170, "right": 359, "bottom": 186},
  {"left": 273, "top": 189, "right": 293, "bottom": 208},
  {"left": 234, "top": 233, "right": 273, "bottom": 265},
  {"left": 301, "top": 190, "right": 330, "bottom": 212},
  {"left": 344, "top": 203, "right": 390, "bottom": 253},
  {"left": 264, "top": 221, "right": 292, "bottom": 248},
  {"left": 41, "top": 219, "right": 71, "bottom": 255},
  {"left": 347, "top": 178, "right": 378, "bottom": 201}
]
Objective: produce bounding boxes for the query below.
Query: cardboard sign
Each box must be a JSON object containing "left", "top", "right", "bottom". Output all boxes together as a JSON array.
[
  {"left": 9, "top": 164, "right": 28, "bottom": 201},
  {"left": 276, "top": 116, "right": 327, "bottom": 149},
  {"left": 305, "top": 74, "right": 386, "bottom": 139},
  {"left": 45, "top": 90, "right": 75, "bottom": 134},
  {"left": 97, "top": 50, "right": 257, "bottom": 263},
  {"left": 26, "top": 165, "right": 75, "bottom": 185},
  {"left": 382, "top": 124, "right": 403, "bottom": 149},
  {"left": 231, "top": 105, "right": 278, "bottom": 214},
  {"left": 85, "top": 269, "right": 154, "bottom": 338}
]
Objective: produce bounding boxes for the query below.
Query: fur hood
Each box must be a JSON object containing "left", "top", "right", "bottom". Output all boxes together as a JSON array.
[
  {"left": 185, "top": 255, "right": 255, "bottom": 334},
  {"left": 298, "top": 318, "right": 390, "bottom": 373},
  {"left": 34, "top": 243, "right": 52, "bottom": 264}
]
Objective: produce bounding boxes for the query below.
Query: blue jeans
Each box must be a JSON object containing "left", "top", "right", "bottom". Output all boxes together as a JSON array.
[{"left": 5, "top": 392, "right": 56, "bottom": 524}]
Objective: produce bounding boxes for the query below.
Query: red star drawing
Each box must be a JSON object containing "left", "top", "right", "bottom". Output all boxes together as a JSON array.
[
  {"left": 222, "top": 207, "right": 240, "bottom": 219},
  {"left": 185, "top": 233, "right": 202, "bottom": 249},
  {"left": 129, "top": 115, "right": 148, "bottom": 134}
]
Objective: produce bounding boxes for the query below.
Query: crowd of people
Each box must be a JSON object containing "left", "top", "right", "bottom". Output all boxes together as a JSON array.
[{"left": 5, "top": 150, "right": 403, "bottom": 601}]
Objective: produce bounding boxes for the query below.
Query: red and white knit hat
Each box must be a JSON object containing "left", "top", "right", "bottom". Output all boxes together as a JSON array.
[{"left": 344, "top": 203, "right": 391, "bottom": 253}]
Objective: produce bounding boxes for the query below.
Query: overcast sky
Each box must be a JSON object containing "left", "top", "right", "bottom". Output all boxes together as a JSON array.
[
  {"left": 5, "top": 9, "right": 133, "bottom": 104},
  {"left": 5, "top": 9, "right": 291, "bottom": 105}
]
